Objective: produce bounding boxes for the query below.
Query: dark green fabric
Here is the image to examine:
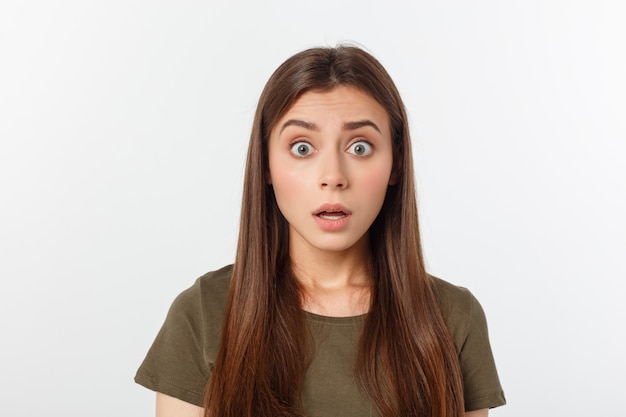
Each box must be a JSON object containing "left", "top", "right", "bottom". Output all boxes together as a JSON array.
[
  {"left": 135, "top": 264, "right": 506, "bottom": 414},
  {"left": 302, "top": 312, "right": 371, "bottom": 416}
]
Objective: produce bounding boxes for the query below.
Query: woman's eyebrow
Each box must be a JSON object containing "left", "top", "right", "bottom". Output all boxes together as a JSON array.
[
  {"left": 343, "top": 120, "right": 381, "bottom": 133},
  {"left": 279, "top": 119, "right": 318, "bottom": 133}
]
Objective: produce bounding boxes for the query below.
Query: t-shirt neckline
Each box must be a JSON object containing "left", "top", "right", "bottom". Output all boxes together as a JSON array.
[{"left": 302, "top": 310, "right": 368, "bottom": 325}]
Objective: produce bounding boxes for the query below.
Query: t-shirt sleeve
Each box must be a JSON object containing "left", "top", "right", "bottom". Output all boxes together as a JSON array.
[
  {"left": 433, "top": 278, "right": 506, "bottom": 411},
  {"left": 456, "top": 289, "right": 506, "bottom": 411},
  {"left": 134, "top": 279, "right": 212, "bottom": 407}
]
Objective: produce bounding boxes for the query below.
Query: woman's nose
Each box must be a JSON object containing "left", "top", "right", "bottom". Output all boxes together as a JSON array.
[{"left": 319, "top": 152, "right": 348, "bottom": 190}]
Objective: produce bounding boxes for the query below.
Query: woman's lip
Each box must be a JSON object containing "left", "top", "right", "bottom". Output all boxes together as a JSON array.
[
  {"left": 313, "top": 203, "right": 352, "bottom": 216},
  {"left": 313, "top": 212, "right": 351, "bottom": 231},
  {"left": 312, "top": 204, "right": 351, "bottom": 231}
]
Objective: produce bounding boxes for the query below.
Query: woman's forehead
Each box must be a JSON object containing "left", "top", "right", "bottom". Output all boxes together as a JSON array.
[{"left": 273, "top": 86, "right": 390, "bottom": 132}]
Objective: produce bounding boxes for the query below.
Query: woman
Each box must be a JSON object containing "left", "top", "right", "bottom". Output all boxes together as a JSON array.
[{"left": 135, "top": 45, "right": 506, "bottom": 417}]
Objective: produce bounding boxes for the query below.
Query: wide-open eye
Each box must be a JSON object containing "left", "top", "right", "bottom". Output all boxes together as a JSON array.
[
  {"left": 347, "top": 141, "right": 373, "bottom": 156},
  {"left": 290, "top": 141, "right": 314, "bottom": 157}
]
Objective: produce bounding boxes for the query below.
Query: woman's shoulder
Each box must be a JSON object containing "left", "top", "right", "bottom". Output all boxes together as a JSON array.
[
  {"left": 430, "top": 275, "right": 476, "bottom": 313},
  {"left": 429, "top": 275, "right": 489, "bottom": 348},
  {"left": 168, "top": 264, "right": 233, "bottom": 321},
  {"left": 194, "top": 264, "right": 233, "bottom": 295},
  {"left": 177, "top": 264, "right": 232, "bottom": 298}
]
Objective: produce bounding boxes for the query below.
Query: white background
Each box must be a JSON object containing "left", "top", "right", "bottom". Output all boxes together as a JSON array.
[{"left": 1, "top": 1, "right": 624, "bottom": 416}]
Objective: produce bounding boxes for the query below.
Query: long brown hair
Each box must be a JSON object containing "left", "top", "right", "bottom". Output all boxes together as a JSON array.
[{"left": 203, "top": 46, "right": 464, "bottom": 417}]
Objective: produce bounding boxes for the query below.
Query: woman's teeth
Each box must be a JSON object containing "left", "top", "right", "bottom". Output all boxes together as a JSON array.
[{"left": 317, "top": 211, "right": 346, "bottom": 220}]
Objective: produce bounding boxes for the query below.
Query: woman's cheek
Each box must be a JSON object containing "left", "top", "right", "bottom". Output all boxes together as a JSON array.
[{"left": 359, "top": 164, "right": 393, "bottom": 190}]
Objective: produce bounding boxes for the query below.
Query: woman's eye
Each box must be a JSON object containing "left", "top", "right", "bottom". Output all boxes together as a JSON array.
[
  {"left": 290, "top": 142, "right": 314, "bottom": 157},
  {"left": 347, "top": 141, "right": 372, "bottom": 156}
]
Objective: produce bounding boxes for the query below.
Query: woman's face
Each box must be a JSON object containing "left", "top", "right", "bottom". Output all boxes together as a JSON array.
[{"left": 268, "top": 86, "right": 395, "bottom": 258}]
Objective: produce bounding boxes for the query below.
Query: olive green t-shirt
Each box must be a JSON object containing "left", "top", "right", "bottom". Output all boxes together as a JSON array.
[{"left": 135, "top": 265, "right": 506, "bottom": 414}]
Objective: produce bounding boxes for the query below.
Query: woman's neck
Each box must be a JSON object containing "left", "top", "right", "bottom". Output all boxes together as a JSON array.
[{"left": 289, "top": 235, "right": 373, "bottom": 317}]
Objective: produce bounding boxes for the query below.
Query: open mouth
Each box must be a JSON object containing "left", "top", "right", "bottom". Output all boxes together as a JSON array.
[
  {"left": 315, "top": 209, "right": 348, "bottom": 220},
  {"left": 313, "top": 205, "right": 351, "bottom": 231}
]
